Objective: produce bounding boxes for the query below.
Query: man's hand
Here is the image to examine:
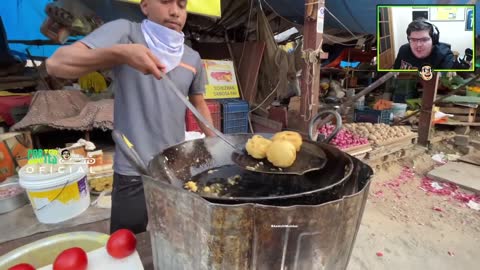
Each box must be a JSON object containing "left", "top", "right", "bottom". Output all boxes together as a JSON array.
[{"left": 117, "top": 44, "right": 166, "bottom": 79}]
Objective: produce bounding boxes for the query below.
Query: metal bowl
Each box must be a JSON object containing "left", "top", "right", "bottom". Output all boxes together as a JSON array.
[
  {"left": 0, "top": 182, "right": 28, "bottom": 214},
  {"left": 0, "top": 232, "right": 109, "bottom": 269}
]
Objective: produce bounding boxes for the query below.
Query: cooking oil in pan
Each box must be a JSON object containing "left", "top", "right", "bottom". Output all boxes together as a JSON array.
[{"left": 186, "top": 164, "right": 336, "bottom": 198}]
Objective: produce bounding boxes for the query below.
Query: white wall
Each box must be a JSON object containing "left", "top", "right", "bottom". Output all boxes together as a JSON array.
[{"left": 391, "top": 7, "right": 474, "bottom": 59}]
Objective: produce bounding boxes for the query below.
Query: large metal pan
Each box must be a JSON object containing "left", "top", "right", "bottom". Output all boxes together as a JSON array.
[{"left": 113, "top": 131, "right": 355, "bottom": 205}]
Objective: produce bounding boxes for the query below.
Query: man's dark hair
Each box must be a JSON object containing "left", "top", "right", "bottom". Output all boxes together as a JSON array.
[{"left": 406, "top": 17, "right": 433, "bottom": 37}]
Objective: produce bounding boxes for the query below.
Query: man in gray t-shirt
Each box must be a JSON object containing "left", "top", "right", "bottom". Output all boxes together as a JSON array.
[{"left": 46, "top": 0, "right": 215, "bottom": 234}]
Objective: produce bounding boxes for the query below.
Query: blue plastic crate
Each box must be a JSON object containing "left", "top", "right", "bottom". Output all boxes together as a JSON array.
[
  {"left": 220, "top": 99, "right": 249, "bottom": 134},
  {"left": 354, "top": 108, "right": 392, "bottom": 124}
]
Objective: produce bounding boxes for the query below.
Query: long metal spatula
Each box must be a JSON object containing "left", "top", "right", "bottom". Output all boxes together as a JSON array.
[{"left": 159, "top": 72, "right": 241, "bottom": 151}]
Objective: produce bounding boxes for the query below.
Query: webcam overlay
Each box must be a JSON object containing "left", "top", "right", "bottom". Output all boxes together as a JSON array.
[{"left": 377, "top": 5, "right": 475, "bottom": 72}]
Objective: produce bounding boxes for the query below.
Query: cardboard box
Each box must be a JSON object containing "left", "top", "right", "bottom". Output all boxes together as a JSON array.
[
  {"left": 63, "top": 144, "right": 87, "bottom": 157},
  {"left": 89, "top": 150, "right": 114, "bottom": 173},
  {"left": 0, "top": 132, "right": 33, "bottom": 182}
]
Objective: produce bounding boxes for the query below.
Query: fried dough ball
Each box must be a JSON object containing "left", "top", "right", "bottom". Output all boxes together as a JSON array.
[
  {"left": 89, "top": 175, "right": 113, "bottom": 192},
  {"left": 184, "top": 181, "right": 198, "bottom": 192},
  {"left": 246, "top": 135, "right": 272, "bottom": 159},
  {"left": 266, "top": 140, "right": 297, "bottom": 168},
  {"left": 272, "top": 131, "right": 303, "bottom": 152}
]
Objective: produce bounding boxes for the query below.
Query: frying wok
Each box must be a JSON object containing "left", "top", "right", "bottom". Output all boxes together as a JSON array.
[{"left": 113, "top": 132, "right": 355, "bottom": 205}]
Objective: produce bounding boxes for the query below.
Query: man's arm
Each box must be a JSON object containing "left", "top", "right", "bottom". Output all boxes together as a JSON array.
[
  {"left": 46, "top": 42, "right": 165, "bottom": 79},
  {"left": 46, "top": 19, "right": 165, "bottom": 79},
  {"left": 187, "top": 53, "right": 215, "bottom": 136},
  {"left": 189, "top": 94, "right": 216, "bottom": 137},
  {"left": 46, "top": 42, "right": 121, "bottom": 79}
]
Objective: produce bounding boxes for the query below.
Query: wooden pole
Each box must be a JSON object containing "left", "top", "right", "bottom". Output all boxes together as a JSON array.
[
  {"left": 298, "top": 0, "right": 326, "bottom": 132},
  {"left": 418, "top": 73, "right": 440, "bottom": 146}
]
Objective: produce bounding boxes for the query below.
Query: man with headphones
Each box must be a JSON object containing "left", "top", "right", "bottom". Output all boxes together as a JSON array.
[{"left": 393, "top": 18, "right": 454, "bottom": 70}]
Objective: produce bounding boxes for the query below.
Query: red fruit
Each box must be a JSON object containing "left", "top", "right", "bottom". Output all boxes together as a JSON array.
[
  {"left": 8, "top": 263, "right": 36, "bottom": 270},
  {"left": 106, "top": 229, "right": 137, "bottom": 259},
  {"left": 53, "top": 247, "right": 88, "bottom": 270}
]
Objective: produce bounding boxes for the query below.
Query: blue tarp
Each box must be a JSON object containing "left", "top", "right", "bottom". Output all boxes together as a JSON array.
[
  {"left": 1, "top": 0, "right": 478, "bottom": 58},
  {"left": 0, "top": 0, "right": 163, "bottom": 58},
  {"left": 1, "top": 0, "right": 58, "bottom": 58}
]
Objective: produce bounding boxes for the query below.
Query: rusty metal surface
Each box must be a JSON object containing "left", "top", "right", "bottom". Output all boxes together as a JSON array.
[
  {"left": 232, "top": 42, "right": 266, "bottom": 104},
  {"left": 143, "top": 135, "right": 373, "bottom": 270},
  {"left": 268, "top": 106, "right": 288, "bottom": 129},
  {"left": 144, "top": 156, "right": 371, "bottom": 270},
  {"left": 251, "top": 114, "right": 283, "bottom": 133}
]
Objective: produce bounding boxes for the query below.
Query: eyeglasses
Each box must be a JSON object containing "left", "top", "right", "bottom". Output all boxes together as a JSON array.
[{"left": 408, "top": 37, "right": 431, "bottom": 44}]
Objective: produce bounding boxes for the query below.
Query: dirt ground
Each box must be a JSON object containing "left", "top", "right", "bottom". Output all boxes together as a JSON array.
[{"left": 348, "top": 148, "right": 480, "bottom": 270}]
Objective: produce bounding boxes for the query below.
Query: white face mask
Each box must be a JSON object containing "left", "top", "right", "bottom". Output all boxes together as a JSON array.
[{"left": 141, "top": 19, "right": 185, "bottom": 74}]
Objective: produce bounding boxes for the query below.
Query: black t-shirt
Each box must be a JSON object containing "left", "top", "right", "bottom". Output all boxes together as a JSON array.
[{"left": 393, "top": 42, "right": 454, "bottom": 70}]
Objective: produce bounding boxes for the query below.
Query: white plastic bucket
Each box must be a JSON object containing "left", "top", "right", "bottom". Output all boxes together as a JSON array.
[
  {"left": 392, "top": 103, "right": 408, "bottom": 118},
  {"left": 19, "top": 163, "right": 90, "bottom": 224}
]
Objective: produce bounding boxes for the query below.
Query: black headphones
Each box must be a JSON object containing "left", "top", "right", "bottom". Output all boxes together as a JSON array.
[{"left": 421, "top": 19, "right": 440, "bottom": 45}]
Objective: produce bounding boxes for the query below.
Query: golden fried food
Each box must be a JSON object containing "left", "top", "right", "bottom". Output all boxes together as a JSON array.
[
  {"left": 89, "top": 174, "right": 113, "bottom": 192},
  {"left": 272, "top": 131, "right": 303, "bottom": 152},
  {"left": 266, "top": 140, "right": 297, "bottom": 168},
  {"left": 245, "top": 135, "right": 272, "bottom": 159},
  {"left": 184, "top": 181, "right": 198, "bottom": 192}
]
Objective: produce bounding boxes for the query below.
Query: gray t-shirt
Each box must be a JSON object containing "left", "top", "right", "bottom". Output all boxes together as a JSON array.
[{"left": 81, "top": 19, "right": 206, "bottom": 176}]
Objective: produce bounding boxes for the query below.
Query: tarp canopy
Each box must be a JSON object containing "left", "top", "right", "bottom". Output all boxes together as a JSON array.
[
  {"left": 267, "top": 0, "right": 478, "bottom": 35},
  {"left": 1, "top": 0, "right": 58, "bottom": 58},
  {"left": 1, "top": 0, "right": 478, "bottom": 57},
  {"left": 119, "top": 0, "right": 222, "bottom": 17},
  {"left": 0, "top": 0, "right": 222, "bottom": 57}
]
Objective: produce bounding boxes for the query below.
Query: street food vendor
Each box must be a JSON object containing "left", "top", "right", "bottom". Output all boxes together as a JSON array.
[{"left": 46, "top": 0, "right": 215, "bottom": 234}]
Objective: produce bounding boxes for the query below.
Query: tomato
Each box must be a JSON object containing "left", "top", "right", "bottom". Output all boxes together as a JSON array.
[
  {"left": 53, "top": 247, "right": 88, "bottom": 270},
  {"left": 106, "top": 229, "right": 137, "bottom": 259},
  {"left": 8, "top": 263, "right": 36, "bottom": 270}
]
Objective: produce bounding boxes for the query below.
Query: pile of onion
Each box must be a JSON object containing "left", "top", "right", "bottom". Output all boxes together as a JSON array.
[{"left": 318, "top": 125, "right": 369, "bottom": 149}]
